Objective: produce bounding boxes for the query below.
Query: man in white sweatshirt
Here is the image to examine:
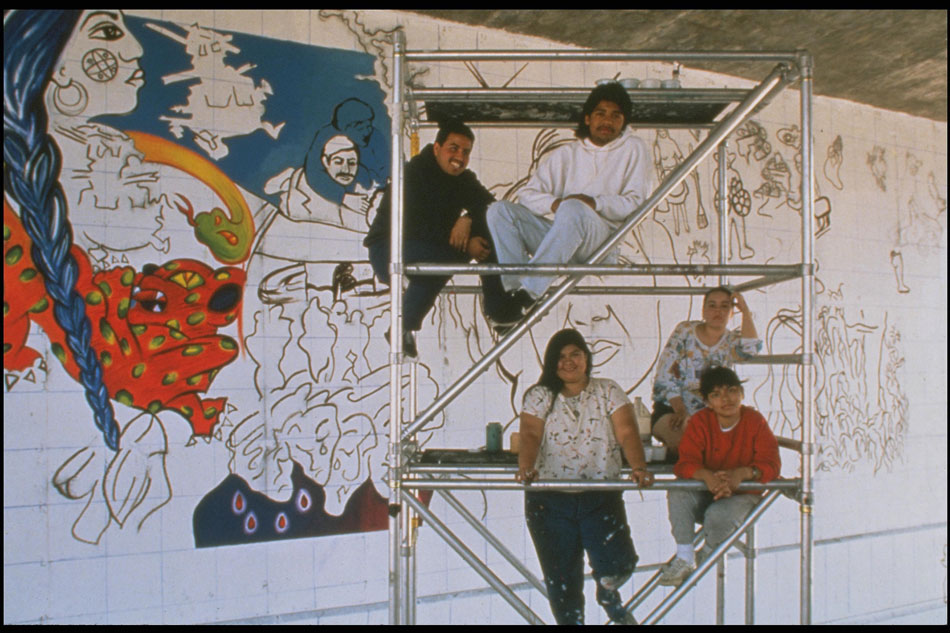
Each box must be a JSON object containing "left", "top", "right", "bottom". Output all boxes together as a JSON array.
[{"left": 487, "top": 83, "right": 653, "bottom": 308}]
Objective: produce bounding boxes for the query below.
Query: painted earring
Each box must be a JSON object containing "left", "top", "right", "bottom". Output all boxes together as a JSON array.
[{"left": 50, "top": 80, "right": 89, "bottom": 117}]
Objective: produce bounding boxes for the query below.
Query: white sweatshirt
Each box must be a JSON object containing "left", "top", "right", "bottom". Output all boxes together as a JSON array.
[{"left": 517, "top": 129, "right": 653, "bottom": 228}]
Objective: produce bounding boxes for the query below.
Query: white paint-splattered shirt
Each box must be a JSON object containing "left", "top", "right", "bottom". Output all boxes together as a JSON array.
[
  {"left": 651, "top": 321, "right": 762, "bottom": 415},
  {"left": 523, "top": 377, "right": 631, "bottom": 481}
]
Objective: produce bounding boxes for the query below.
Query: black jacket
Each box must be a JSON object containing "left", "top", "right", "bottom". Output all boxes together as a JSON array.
[{"left": 363, "top": 144, "right": 495, "bottom": 248}]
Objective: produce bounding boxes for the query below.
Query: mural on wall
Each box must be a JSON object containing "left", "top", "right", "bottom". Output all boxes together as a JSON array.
[
  {"left": 891, "top": 152, "right": 947, "bottom": 295},
  {"left": 4, "top": 10, "right": 945, "bottom": 559},
  {"left": 147, "top": 21, "right": 285, "bottom": 161},
  {"left": 3, "top": 9, "right": 445, "bottom": 548},
  {"left": 753, "top": 294, "right": 909, "bottom": 474}
]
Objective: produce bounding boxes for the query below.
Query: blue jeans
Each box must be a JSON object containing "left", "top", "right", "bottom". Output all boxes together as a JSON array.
[
  {"left": 368, "top": 238, "right": 514, "bottom": 331},
  {"left": 525, "top": 490, "right": 638, "bottom": 625},
  {"left": 487, "top": 199, "right": 619, "bottom": 298}
]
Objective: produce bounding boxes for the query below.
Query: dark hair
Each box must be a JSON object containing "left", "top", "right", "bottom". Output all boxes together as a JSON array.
[
  {"left": 699, "top": 366, "right": 745, "bottom": 400},
  {"left": 575, "top": 82, "right": 633, "bottom": 139},
  {"left": 535, "top": 328, "right": 593, "bottom": 398},
  {"left": 4, "top": 10, "right": 120, "bottom": 451},
  {"left": 435, "top": 118, "right": 475, "bottom": 145},
  {"left": 331, "top": 97, "right": 374, "bottom": 129},
  {"left": 703, "top": 285, "right": 734, "bottom": 302}
]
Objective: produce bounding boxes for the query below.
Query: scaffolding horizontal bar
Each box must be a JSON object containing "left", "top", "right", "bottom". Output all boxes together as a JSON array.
[
  {"left": 401, "top": 478, "right": 802, "bottom": 493},
  {"left": 404, "top": 262, "right": 805, "bottom": 277},
  {"left": 415, "top": 120, "right": 717, "bottom": 130},
  {"left": 734, "top": 271, "right": 803, "bottom": 292},
  {"left": 440, "top": 285, "right": 716, "bottom": 295},
  {"left": 413, "top": 87, "right": 749, "bottom": 102},
  {"left": 407, "top": 50, "right": 803, "bottom": 64},
  {"left": 409, "top": 465, "right": 514, "bottom": 475},
  {"left": 739, "top": 354, "right": 804, "bottom": 365},
  {"left": 440, "top": 277, "right": 798, "bottom": 296}
]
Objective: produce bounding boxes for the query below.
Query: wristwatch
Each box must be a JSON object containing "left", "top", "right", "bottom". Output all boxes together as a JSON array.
[{"left": 749, "top": 465, "right": 761, "bottom": 481}]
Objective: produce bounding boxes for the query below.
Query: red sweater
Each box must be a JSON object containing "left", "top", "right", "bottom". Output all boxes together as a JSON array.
[{"left": 674, "top": 406, "right": 781, "bottom": 487}]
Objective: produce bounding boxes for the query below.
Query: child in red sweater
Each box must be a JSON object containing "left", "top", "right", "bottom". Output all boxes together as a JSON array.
[{"left": 658, "top": 366, "right": 781, "bottom": 587}]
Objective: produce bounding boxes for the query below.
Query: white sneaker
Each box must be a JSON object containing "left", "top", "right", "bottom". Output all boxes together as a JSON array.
[{"left": 657, "top": 557, "right": 695, "bottom": 587}]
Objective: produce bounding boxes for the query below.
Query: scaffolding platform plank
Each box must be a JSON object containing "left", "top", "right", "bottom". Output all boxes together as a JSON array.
[
  {"left": 419, "top": 448, "right": 518, "bottom": 465},
  {"left": 415, "top": 448, "right": 675, "bottom": 469},
  {"left": 417, "top": 88, "right": 746, "bottom": 126}
]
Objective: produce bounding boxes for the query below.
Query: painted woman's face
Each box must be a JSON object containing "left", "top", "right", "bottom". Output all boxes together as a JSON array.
[{"left": 50, "top": 10, "right": 144, "bottom": 117}]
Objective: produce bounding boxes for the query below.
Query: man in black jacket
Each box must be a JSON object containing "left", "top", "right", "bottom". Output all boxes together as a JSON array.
[{"left": 364, "top": 120, "right": 523, "bottom": 357}]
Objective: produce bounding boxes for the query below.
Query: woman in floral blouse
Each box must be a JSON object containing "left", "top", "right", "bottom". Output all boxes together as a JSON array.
[
  {"left": 651, "top": 287, "right": 762, "bottom": 457},
  {"left": 517, "top": 328, "right": 653, "bottom": 625}
]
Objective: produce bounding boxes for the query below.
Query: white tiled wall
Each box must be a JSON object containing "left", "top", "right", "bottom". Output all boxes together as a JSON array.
[{"left": 3, "top": 9, "right": 946, "bottom": 625}]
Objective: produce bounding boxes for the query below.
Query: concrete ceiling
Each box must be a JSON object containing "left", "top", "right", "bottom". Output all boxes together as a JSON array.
[{"left": 408, "top": 10, "right": 948, "bottom": 122}]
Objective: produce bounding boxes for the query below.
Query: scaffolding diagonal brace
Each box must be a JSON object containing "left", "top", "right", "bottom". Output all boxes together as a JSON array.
[
  {"left": 401, "top": 490, "right": 546, "bottom": 625},
  {"left": 641, "top": 490, "right": 782, "bottom": 625},
  {"left": 436, "top": 488, "right": 549, "bottom": 597}
]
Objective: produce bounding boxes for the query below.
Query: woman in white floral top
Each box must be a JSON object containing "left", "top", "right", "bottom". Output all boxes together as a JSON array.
[
  {"left": 651, "top": 287, "right": 762, "bottom": 456},
  {"left": 517, "top": 328, "right": 653, "bottom": 625}
]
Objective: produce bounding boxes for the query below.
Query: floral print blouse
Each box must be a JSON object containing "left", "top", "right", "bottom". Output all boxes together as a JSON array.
[
  {"left": 651, "top": 320, "right": 762, "bottom": 415},
  {"left": 523, "top": 377, "right": 630, "bottom": 481}
]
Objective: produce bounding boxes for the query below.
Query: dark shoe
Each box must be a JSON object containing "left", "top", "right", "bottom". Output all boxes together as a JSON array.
[
  {"left": 384, "top": 328, "right": 418, "bottom": 358},
  {"left": 519, "top": 290, "right": 551, "bottom": 319},
  {"left": 486, "top": 289, "right": 534, "bottom": 336},
  {"left": 511, "top": 289, "right": 536, "bottom": 311},
  {"left": 612, "top": 611, "right": 639, "bottom": 625}
]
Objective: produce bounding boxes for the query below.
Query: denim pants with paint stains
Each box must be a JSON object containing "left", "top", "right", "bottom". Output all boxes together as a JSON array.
[{"left": 525, "top": 490, "right": 638, "bottom": 625}]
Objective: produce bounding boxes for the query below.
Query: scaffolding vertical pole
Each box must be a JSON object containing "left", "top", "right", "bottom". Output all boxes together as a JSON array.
[
  {"left": 798, "top": 49, "right": 816, "bottom": 626},
  {"left": 744, "top": 525, "right": 756, "bottom": 624},
  {"left": 715, "top": 557, "right": 725, "bottom": 625},
  {"left": 404, "top": 363, "right": 419, "bottom": 624},
  {"left": 388, "top": 29, "right": 406, "bottom": 626},
  {"left": 717, "top": 141, "right": 729, "bottom": 286}
]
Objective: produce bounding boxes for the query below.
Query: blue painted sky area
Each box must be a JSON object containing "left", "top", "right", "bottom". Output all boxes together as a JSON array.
[{"left": 95, "top": 16, "right": 390, "bottom": 204}]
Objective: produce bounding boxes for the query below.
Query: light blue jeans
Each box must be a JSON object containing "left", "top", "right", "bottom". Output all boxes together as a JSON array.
[{"left": 486, "top": 199, "right": 619, "bottom": 298}]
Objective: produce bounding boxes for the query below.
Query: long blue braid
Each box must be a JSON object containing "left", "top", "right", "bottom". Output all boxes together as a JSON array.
[{"left": 4, "top": 10, "right": 121, "bottom": 451}]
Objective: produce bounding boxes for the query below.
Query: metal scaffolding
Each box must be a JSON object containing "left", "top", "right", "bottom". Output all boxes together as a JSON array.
[{"left": 385, "top": 32, "right": 815, "bottom": 625}]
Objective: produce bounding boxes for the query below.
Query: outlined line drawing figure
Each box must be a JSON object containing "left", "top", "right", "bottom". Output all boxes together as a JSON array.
[
  {"left": 890, "top": 250, "right": 911, "bottom": 294},
  {"left": 867, "top": 145, "right": 888, "bottom": 192},
  {"left": 754, "top": 293, "right": 909, "bottom": 474},
  {"left": 823, "top": 135, "right": 844, "bottom": 190},
  {"left": 653, "top": 129, "right": 691, "bottom": 236},
  {"left": 713, "top": 150, "right": 755, "bottom": 260}
]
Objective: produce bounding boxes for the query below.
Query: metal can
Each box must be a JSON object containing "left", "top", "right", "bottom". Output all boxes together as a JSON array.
[{"left": 486, "top": 422, "right": 503, "bottom": 452}]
